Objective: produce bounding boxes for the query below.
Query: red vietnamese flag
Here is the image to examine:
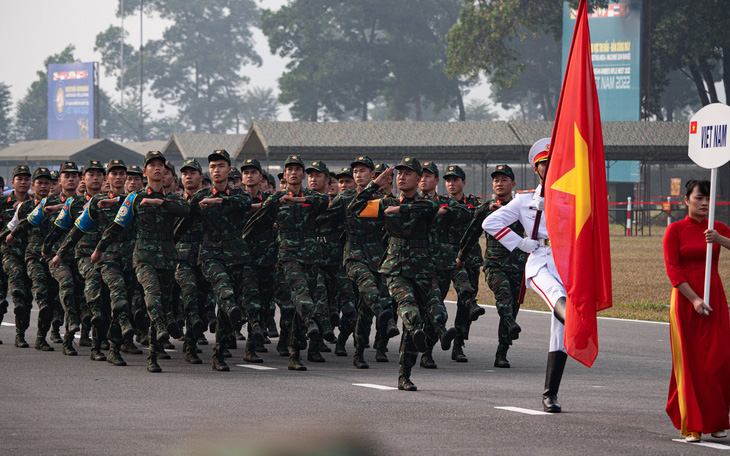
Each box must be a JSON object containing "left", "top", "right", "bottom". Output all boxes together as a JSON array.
[{"left": 544, "top": 0, "right": 612, "bottom": 368}]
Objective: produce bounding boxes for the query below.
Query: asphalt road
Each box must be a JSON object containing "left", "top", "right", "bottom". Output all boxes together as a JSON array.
[{"left": 1, "top": 303, "right": 728, "bottom": 456}]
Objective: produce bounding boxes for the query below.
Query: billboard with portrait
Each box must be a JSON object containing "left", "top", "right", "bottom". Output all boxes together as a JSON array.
[
  {"left": 47, "top": 62, "right": 96, "bottom": 139},
  {"left": 562, "top": 1, "right": 642, "bottom": 121}
]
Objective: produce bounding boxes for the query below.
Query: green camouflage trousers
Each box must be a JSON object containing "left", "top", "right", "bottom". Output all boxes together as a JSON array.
[
  {"left": 77, "top": 256, "right": 111, "bottom": 324},
  {"left": 2, "top": 250, "right": 32, "bottom": 329},
  {"left": 280, "top": 260, "right": 328, "bottom": 331},
  {"left": 346, "top": 261, "right": 391, "bottom": 349},
  {"left": 26, "top": 253, "right": 60, "bottom": 334},
  {"left": 320, "top": 264, "right": 357, "bottom": 333},
  {"left": 201, "top": 260, "right": 262, "bottom": 330},
  {"left": 135, "top": 262, "right": 175, "bottom": 325},
  {"left": 175, "top": 260, "right": 209, "bottom": 335},
  {"left": 49, "top": 259, "right": 85, "bottom": 331},
  {"left": 486, "top": 266, "right": 522, "bottom": 346},
  {"left": 437, "top": 267, "right": 478, "bottom": 347},
  {"left": 386, "top": 275, "right": 448, "bottom": 370},
  {"left": 99, "top": 259, "right": 136, "bottom": 344}
]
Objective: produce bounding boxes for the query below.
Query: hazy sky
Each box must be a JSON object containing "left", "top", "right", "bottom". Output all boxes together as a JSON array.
[{"left": 0, "top": 0, "right": 490, "bottom": 122}]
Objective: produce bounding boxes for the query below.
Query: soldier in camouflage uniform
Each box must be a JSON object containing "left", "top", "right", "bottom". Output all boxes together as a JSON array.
[
  {"left": 46, "top": 170, "right": 64, "bottom": 343},
  {"left": 443, "top": 164, "right": 485, "bottom": 362},
  {"left": 320, "top": 155, "right": 398, "bottom": 369},
  {"left": 53, "top": 160, "right": 138, "bottom": 366},
  {"left": 335, "top": 167, "right": 356, "bottom": 192},
  {"left": 51, "top": 160, "right": 112, "bottom": 362},
  {"left": 93, "top": 150, "right": 190, "bottom": 373},
  {"left": 0, "top": 175, "right": 8, "bottom": 344},
  {"left": 177, "top": 149, "right": 265, "bottom": 371},
  {"left": 0, "top": 165, "right": 33, "bottom": 347},
  {"left": 41, "top": 162, "right": 84, "bottom": 355},
  {"left": 458, "top": 164, "right": 526, "bottom": 368},
  {"left": 351, "top": 158, "right": 457, "bottom": 391},
  {"left": 417, "top": 162, "right": 484, "bottom": 369},
  {"left": 124, "top": 164, "right": 149, "bottom": 349},
  {"left": 2, "top": 168, "right": 55, "bottom": 351},
  {"left": 244, "top": 155, "right": 332, "bottom": 371},
  {"left": 171, "top": 158, "right": 209, "bottom": 365},
  {"left": 240, "top": 158, "right": 286, "bottom": 361}
]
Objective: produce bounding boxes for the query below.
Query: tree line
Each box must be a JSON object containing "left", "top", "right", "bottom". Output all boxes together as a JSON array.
[{"left": 0, "top": 0, "right": 725, "bottom": 146}]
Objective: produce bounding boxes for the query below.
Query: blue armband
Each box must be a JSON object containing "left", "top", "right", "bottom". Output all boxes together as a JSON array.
[
  {"left": 54, "top": 197, "right": 74, "bottom": 230},
  {"left": 74, "top": 205, "right": 95, "bottom": 232},
  {"left": 113, "top": 192, "right": 137, "bottom": 227},
  {"left": 27, "top": 198, "right": 48, "bottom": 226}
]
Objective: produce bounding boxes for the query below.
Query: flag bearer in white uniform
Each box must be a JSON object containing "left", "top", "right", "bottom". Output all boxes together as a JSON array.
[{"left": 482, "top": 138, "right": 568, "bottom": 413}]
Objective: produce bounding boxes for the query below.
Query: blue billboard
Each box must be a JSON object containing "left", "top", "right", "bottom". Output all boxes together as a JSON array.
[
  {"left": 47, "top": 62, "right": 96, "bottom": 139},
  {"left": 562, "top": 1, "right": 642, "bottom": 121}
]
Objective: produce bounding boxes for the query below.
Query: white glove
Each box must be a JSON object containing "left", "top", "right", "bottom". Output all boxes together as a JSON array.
[
  {"left": 530, "top": 196, "right": 544, "bottom": 212},
  {"left": 517, "top": 238, "right": 539, "bottom": 253}
]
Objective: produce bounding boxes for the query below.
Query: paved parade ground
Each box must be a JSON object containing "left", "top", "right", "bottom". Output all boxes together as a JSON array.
[{"left": 1, "top": 302, "right": 728, "bottom": 455}]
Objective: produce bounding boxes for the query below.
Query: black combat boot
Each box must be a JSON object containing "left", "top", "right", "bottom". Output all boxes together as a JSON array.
[
  {"left": 34, "top": 322, "right": 54, "bottom": 352},
  {"left": 89, "top": 329, "right": 107, "bottom": 361},
  {"left": 469, "top": 302, "right": 486, "bottom": 321},
  {"left": 494, "top": 343, "right": 510, "bottom": 368},
  {"left": 266, "top": 317, "right": 279, "bottom": 338},
  {"left": 412, "top": 329, "right": 428, "bottom": 353},
  {"left": 334, "top": 331, "right": 349, "bottom": 357},
  {"left": 212, "top": 345, "right": 230, "bottom": 371},
  {"left": 452, "top": 342, "right": 468, "bottom": 362},
  {"left": 79, "top": 325, "right": 92, "bottom": 347},
  {"left": 420, "top": 348, "right": 437, "bottom": 369},
  {"left": 353, "top": 348, "right": 369, "bottom": 369},
  {"left": 543, "top": 351, "right": 568, "bottom": 413},
  {"left": 183, "top": 338, "right": 202, "bottom": 364},
  {"left": 503, "top": 314, "right": 521, "bottom": 343},
  {"left": 288, "top": 348, "right": 307, "bottom": 371},
  {"left": 439, "top": 327, "right": 458, "bottom": 351},
  {"left": 147, "top": 342, "right": 162, "bottom": 373},
  {"left": 244, "top": 339, "right": 263, "bottom": 363},
  {"left": 307, "top": 340, "right": 325, "bottom": 363},
  {"left": 62, "top": 331, "right": 77, "bottom": 356},
  {"left": 375, "top": 347, "right": 388, "bottom": 362},
  {"left": 398, "top": 365, "right": 417, "bottom": 391},
  {"left": 0, "top": 299, "right": 7, "bottom": 344},
  {"left": 107, "top": 342, "right": 127, "bottom": 366},
  {"left": 14, "top": 328, "right": 29, "bottom": 348}
]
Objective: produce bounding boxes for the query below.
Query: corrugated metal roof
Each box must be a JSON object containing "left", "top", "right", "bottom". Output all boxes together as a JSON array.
[{"left": 0, "top": 139, "right": 143, "bottom": 166}]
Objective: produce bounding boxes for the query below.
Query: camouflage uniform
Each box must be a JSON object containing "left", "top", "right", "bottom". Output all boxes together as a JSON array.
[
  {"left": 458, "top": 164, "right": 526, "bottom": 366},
  {"left": 320, "top": 155, "right": 396, "bottom": 368},
  {"left": 97, "top": 150, "right": 190, "bottom": 372},
  {"left": 351, "top": 157, "right": 456, "bottom": 390},
  {"left": 0, "top": 175, "right": 8, "bottom": 340},
  {"left": 0, "top": 166, "right": 34, "bottom": 347},
  {"left": 244, "top": 155, "right": 331, "bottom": 371}
]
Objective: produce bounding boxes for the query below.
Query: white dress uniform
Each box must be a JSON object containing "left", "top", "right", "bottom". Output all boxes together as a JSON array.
[{"left": 483, "top": 185, "right": 566, "bottom": 353}]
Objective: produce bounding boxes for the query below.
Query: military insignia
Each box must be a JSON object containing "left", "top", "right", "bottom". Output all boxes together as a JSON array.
[
  {"left": 118, "top": 206, "right": 128, "bottom": 217},
  {"left": 405, "top": 158, "right": 411, "bottom": 162},
  {"left": 31, "top": 207, "right": 40, "bottom": 217},
  {"left": 57, "top": 211, "right": 65, "bottom": 220},
  {"left": 449, "top": 167, "right": 454, "bottom": 170},
  {"left": 124, "top": 199, "right": 131, "bottom": 207},
  {"left": 292, "top": 155, "right": 297, "bottom": 159}
]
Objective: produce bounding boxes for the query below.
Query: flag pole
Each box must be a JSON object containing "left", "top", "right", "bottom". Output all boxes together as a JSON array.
[{"left": 703, "top": 167, "right": 717, "bottom": 310}]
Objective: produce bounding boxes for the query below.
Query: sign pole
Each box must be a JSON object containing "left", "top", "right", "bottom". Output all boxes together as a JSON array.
[{"left": 703, "top": 167, "right": 718, "bottom": 310}]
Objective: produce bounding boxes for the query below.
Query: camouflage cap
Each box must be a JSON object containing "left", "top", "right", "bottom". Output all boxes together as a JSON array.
[
  {"left": 284, "top": 154, "right": 305, "bottom": 169},
  {"left": 350, "top": 155, "right": 374, "bottom": 170},
  {"left": 84, "top": 160, "right": 105, "bottom": 175},
  {"left": 229, "top": 168, "right": 242, "bottom": 180},
  {"left": 50, "top": 170, "right": 60, "bottom": 180},
  {"left": 373, "top": 163, "right": 389, "bottom": 174},
  {"left": 240, "top": 158, "right": 262, "bottom": 173},
  {"left": 335, "top": 167, "right": 354, "bottom": 179},
  {"left": 59, "top": 161, "right": 80, "bottom": 174},
  {"left": 106, "top": 159, "right": 127, "bottom": 173},
  {"left": 395, "top": 157, "right": 422, "bottom": 175},
  {"left": 144, "top": 150, "right": 166, "bottom": 167},
  {"left": 260, "top": 171, "right": 271, "bottom": 184},
  {"left": 277, "top": 172, "right": 285, "bottom": 181},
  {"left": 164, "top": 160, "right": 176, "bottom": 175},
  {"left": 491, "top": 164, "right": 515, "bottom": 181},
  {"left": 180, "top": 158, "right": 202, "bottom": 173},
  {"left": 208, "top": 149, "right": 231, "bottom": 165},
  {"left": 32, "top": 167, "right": 52, "bottom": 182},
  {"left": 306, "top": 160, "right": 329, "bottom": 176},
  {"left": 12, "top": 165, "right": 30, "bottom": 178},
  {"left": 421, "top": 161, "right": 439, "bottom": 178},
  {"left": 202, "top": 172, "right": 212, "bottom": 184},
  {"left": 126, "top": 165, "right": 143, "bottom": 176},
  {"left": 443, "top": 165, "right": 466, "bottom": 180}
]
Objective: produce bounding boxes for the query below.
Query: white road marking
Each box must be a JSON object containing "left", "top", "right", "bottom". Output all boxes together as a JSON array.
[
  {"left": 1, "top": 322, "right": 14, "bottom": 327},
  {"left": 494, "top": 406, "right": 551, "bottom": 416},
  {"left": 672, "top": 439, "right": 730, "bottom": 450},
  {"left": 590, "top": 386, "right": 604, "bottom": 388},
  {"left": 352, "top": 383, "right": 397, "bottom": 391},
  {"left": 235, "top": 364, "right": 277, "bottom": 370}
]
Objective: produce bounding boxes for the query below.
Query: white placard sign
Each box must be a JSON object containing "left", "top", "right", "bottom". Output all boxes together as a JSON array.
[{"left": 688, "top": 103, "right": 730, "bottom": 169}]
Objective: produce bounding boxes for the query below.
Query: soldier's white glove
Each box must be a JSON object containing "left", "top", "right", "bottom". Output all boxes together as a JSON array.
[
  {"left": 517, "top": 238, "right": 539, "bottom": 253},
  {"left": 530, "top": 196, "right": 544, "bottom": 211}
]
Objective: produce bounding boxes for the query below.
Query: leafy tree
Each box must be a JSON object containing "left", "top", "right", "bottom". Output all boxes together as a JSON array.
[
  {"left": 238, "top": 87, "right": 279, "bottom": 132},
  {"left": 15, "top": 45, "right": 77, "bottom": 141},
  {"left": 465, "top": 98, "right": 497, "bottom": 121},
  {"left": 98, "top": 0, "right": 263, "bottom": 135},
  {"left": 0, "top": 82, "right": 12, "bottom": 146}
]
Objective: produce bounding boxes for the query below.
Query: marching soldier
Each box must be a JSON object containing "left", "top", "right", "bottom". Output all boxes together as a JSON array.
[
  {"left": 351, "top": 158, "right": 456, "bottom": 391},
  {"left": 483, "top": 139, "right": 569, "bottom": 413},
  {"left": 335, "top": 167, "right": 356, "bottom": 192},
  {"left": 458, "top": 164, "right": 525, "bottom": 368}
]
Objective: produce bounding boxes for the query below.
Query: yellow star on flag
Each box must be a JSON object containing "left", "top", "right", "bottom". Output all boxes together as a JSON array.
[{"left": 550, "top": 123, "right": 591, "bottom": 239}]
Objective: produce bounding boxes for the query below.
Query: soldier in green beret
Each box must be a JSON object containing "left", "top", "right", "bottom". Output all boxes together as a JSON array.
[
  {"left": 0, "top": 165, "right": 33, "bottom": 347},
  {"left": 458, "top": 164, "right": 526, "bottom": 368}
]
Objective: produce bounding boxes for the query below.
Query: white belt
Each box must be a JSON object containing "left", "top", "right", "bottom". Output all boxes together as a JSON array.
[{"left": 537, "top": 238, "right": 550, "bottom": 247}]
